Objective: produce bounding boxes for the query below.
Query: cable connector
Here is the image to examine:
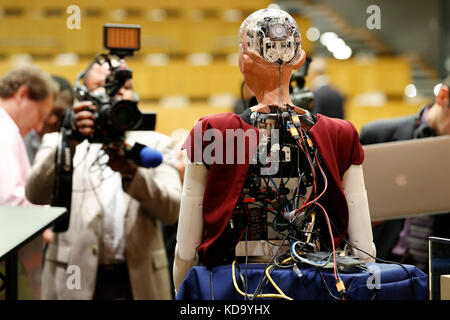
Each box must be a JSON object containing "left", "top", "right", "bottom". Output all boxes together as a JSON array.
[
  {"left": 287, "top": 123, "right": 300, "bottom": 139},
  {"left": 293, "top": 263, "right": 303, "bottom": 278},
  {"left": 291, "top": 114, "right": 301, "bottom": 128},
  {"left": 335, "top": 277, "right": 346, "bottom": 299},
  {"left": 242, "top": 197, "right": 256, "bottom": 203}
]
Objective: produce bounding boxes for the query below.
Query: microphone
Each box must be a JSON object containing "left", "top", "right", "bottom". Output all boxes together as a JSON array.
[{"left": 125, "top": 142, "right": 163, "bottom": 168}]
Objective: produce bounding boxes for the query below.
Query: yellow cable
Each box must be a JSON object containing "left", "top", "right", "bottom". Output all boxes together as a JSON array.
[
  {"left": 260, "top": 211, "right": 316, "bottom": 300},
  {"left": 231, "top": 260, "right": 292, "bottom": 300},
  {"left": 306, "top": 212, "right": 316, "bottom": 244},
  {"left": 231, "top": 210, "right": 316, "bottom": 301},
  {"left": 265, "top": 264, "right": 293, "bottom": 300}
]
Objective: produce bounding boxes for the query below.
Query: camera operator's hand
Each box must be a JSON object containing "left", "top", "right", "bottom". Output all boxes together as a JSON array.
[
  {"left": 73, "top": 101, "right": 96, "bottom": 138},
  {"left": 104, "top": 144, "right": 138, "bottom": 177}
]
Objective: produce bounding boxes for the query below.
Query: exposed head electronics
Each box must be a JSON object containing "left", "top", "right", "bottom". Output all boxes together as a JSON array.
[{"left": 239, "top": 8, "right": 302, "bottom": 66}]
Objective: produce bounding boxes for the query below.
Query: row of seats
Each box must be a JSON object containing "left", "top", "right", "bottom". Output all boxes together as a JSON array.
[
  {"left": 0, "top": 3, "right": 313, "bottom": 55},
  {"left": 324, "top": 57, "right": 412, "bottom": 97},
  {"left": 1, "top": 0, "right": 273, "bottom": 11},
  {"left": 0, "top": 19, "right": 244, "bottom": 55},
  {"left": 0, "top": 18, "right": 312, "bottom": 55},
  {"left": 0, "top": 56, "right": 412, "bottom": 99},
  {"left": 0, "top": 60, "right": 244, "bottom": 98}
]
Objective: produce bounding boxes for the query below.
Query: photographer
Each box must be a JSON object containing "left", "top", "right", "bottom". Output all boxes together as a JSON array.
[{"left": 25, "top": 59, "right": 182, "bottom": 300}]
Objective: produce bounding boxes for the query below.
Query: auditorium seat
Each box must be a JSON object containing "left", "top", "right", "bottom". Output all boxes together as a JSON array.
[{"left": 325, "top": 57, "right": 411, "bottom": 97}]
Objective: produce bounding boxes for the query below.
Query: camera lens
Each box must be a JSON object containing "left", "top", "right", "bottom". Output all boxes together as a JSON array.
[{"left": 110, "top": 99, "right": 142, "bottom": 130}]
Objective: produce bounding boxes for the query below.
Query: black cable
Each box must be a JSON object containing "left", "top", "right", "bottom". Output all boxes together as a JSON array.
[
  {"left": 275, "top": 107, "right": 285, "bottom": 183},
  {"left": 245, "top": 225, "right": 249, "bottom": 300},
  {"left": 311, "top": 198, "right": 345, "bottom": 286},
  {"left": 317, "top": 268, "right": 341, "bottom": 300},
  {"left": 238, "top": 110, "right": 328, "bottom": 300},
  {"left": 328, "top": 217, "right": 417, "bottom": 299},
  {"left": 250, "top": 232, "right": 290, "bottom": 300},
  {"left": 235, "top": 260, "right": 248, "bottom": 300},
  {"left": 209, "top": 271, "right": 215, "bottom": 300},
  {"left": 240, "top": 80, "right": 248, "bottom": 110},
  {"left": 358, "top": 265, "right": 378, "bottom": 300},
  {"left": 273, "top": 252, "right": 295, "bottom": 269}
]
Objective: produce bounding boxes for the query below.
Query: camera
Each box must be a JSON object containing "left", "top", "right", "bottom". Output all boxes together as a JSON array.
[
  {"left": 74, "top": 54, "right": 143, "bottom": 143},
  {"left": 72, "top": 24, "right": 155, "bottom": 144},
  {"left": 290, "top": 56, "right": 314, "bottom": 110}
]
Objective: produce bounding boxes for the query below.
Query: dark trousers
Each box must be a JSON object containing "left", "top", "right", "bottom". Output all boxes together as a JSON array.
[
  {"left": 372, "top": 219, "right": 404, "bottom": 261},
  {"left": 93, "top": 263, "right": 133, "bottom": 300}
]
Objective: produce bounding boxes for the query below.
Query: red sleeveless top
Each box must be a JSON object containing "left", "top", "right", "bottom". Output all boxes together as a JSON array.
[{"left": 182, "top": 112, "right": 364, "bottom": 267}]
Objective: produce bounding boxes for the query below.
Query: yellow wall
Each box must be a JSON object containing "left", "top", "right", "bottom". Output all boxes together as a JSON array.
[{"left": 346, "top": 100, "right": 426, "bottom": 133}]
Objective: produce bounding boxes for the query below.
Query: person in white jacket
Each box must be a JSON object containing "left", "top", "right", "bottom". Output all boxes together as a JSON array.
[{"left": 26, "top": 60, "right": 182, "bottom": 300}]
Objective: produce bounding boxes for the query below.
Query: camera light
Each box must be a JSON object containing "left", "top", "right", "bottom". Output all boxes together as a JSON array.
[{"left": 104, "top": 24, "right": 140, "bottom": 51}]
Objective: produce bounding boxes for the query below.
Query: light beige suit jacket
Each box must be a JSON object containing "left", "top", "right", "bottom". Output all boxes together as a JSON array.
[{"left": 25, "top": 131, "right": 181, "bottom": 300}]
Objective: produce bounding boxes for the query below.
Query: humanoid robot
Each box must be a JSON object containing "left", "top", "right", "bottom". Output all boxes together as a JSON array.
[{"left": 173, "top": 8, "right": 376, "bottom": 294}]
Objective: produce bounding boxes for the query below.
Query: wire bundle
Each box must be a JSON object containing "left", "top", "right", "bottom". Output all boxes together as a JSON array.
[{"left": 231, "top": 107, "right": 349, "bottom": 300}]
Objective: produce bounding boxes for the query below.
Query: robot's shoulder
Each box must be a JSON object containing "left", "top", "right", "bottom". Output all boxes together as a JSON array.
[
  {"left": 198, "top": 112, "right": 254, "bottom": 131},
  {"left": 313, "top": 114, "right": 358, "bottom": 139}
]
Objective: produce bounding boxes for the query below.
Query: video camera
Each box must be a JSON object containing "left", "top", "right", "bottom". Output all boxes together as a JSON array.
[
  {"left": 289, "top": 56, "right": 314, "bottom": 110},
  {"left": 72, "top": 24, "right": 156, "bottom": 144}
]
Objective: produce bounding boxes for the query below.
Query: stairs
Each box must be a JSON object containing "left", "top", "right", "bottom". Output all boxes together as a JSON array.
[{"left": 409, "top": 56, "right": 441, "bottom": 98}]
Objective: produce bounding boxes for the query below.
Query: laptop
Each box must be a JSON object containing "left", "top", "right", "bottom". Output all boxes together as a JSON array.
[
  {"left": 429, "top": 236, "right": 450, "bottom": 300},
  {"left": 362, "top": 135, "right": 450, "bottom": 222}
]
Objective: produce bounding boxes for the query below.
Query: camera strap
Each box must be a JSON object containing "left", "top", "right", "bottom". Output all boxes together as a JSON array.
[{"left": 51, "top": 110, "right": 74, "bottom": 232}]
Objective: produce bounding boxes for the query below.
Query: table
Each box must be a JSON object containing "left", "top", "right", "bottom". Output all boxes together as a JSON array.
[
  {"left": 177, "top": 262, "right": 429, "bottom": 300},
  {"left": 0, "top": 205, "right": 67, "bottom": 300}
]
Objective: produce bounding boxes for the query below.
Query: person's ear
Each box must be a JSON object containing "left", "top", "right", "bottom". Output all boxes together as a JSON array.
[
  {"left": 292, "top": 49, "right": 306, "bottom": 70},
  {"left": 436, "top": 85, "right": 449, "bottom": 107},
  {"left": 14, "top": 85, "right": 29, "bottom": 103}
]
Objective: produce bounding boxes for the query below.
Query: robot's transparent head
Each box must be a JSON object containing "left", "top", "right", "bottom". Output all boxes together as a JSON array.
[{"left": 239, "top": 8, "right": 301, "bottom": 66}]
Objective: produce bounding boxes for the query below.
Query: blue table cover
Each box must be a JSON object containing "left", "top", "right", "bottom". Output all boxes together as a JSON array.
[{"left": 177, "top": 262, "right": 428, "bottom": 300}]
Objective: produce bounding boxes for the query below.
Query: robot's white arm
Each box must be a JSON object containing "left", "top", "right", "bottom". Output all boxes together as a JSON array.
[
  {"left": 342, "top": 164, "right": 376, "bottom": 262},
  {"left": 173, "top": 161, "right": 208, "bottom": 293}
]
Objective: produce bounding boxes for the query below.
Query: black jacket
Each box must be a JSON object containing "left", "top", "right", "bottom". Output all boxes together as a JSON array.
[
  {"left": 313, "top": 85, "right": 344, "bottom": 119},
  {"left": 360, "top": 114, "right": 417, "bottom": 144}
]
